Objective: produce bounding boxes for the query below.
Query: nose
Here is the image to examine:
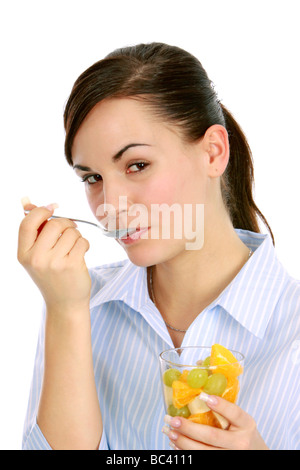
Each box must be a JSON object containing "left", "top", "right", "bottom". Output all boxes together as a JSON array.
[{"left": 96, "top": 179, "right": 131, "bottom": 229}]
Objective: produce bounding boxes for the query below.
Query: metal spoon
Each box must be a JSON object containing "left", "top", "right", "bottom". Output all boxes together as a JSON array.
[{"left": 23, "top": 210, "right": 136, "bottom": 239}]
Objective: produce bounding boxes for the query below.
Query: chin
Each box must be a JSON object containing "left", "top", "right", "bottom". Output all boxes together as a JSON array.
[{"left": 118, "top": 238, "right": 186, "bottom": 268}]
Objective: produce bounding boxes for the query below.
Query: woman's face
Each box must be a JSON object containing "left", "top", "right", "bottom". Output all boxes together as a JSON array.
[{"left": 72, "top": 98, "right": 209, "bottom": 266}]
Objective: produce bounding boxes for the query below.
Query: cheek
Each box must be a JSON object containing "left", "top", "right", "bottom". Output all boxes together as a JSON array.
[
  {"left": 146, "top": 171, "right": 204, "bottom": 207},
  {"left": 85, "top": 187, "right": 103, "bottom": 217},
  {"left": 142, "top": 174, "right": 188, "bottom": 234},
  {"left": 143, "top": 170, "right": 206, "bottom": 240},
  {"left": 144, "top": 173, "right": 182, "bottom": 206}
]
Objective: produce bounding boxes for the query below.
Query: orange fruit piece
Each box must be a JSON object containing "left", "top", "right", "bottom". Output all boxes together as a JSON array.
[
  {"left": 221, "top": 377, "right": 240, "bottom": 403},
  {"left": 179, "top": 370, "right": 189, "bottom": 383},
  {"left": 188, "top": 411, "right": 217, "bottom": 426},
  {"left": 172, "top": 380, "right": 202, "bottom": 409},
  {"left": 210, "top": 344, "right": 243, "bottom": 379}
]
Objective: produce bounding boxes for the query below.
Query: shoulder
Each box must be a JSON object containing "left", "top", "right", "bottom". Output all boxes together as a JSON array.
[
  {"left": 277, "top": 274, "right": 300, "bottom": 308},
  {"left": 271, "top": 274, "right": 300, "bottom": 336}
]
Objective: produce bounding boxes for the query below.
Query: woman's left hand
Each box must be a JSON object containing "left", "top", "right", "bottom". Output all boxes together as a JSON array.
[{"left": 163, "top": 395, "right": 269, "bottom": 450}]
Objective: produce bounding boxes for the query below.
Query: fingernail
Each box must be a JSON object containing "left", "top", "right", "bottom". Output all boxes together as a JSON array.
[
  {"left": 44, "top": 203, "right": 59, "bottom": 211},
  {"left": 164, "top": 415, "right": 181, "bottom": 428},
  {"left": 161, "top": 425, "right": 170, "bottom": 436},
  {"left": 199, "top": 392, "right": 219, "bottom": 407},
  {"left": 169, "top": 441, "right": 180, "bottom": 450},
  {"left": 171, "top": 418, "right": 182, "bottom": 428},
  {"left": 21, "top": 196, "right": 31, "bottom": 208},
  {"left": 161, "top": 425, "right": 178, "bottom": 440},
  {"left": 163, "top": 415, "right": 173, "bottom": 425}
]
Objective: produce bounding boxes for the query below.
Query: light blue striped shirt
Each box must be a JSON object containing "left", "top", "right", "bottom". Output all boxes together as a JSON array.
[{"left": 22, "top": 229, "right": 300, "bottom": 450}]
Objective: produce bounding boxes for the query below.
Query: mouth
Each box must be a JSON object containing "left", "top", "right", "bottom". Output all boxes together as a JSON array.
[{"left": 119, "top": 226, "right": 150, "bottom": 242}]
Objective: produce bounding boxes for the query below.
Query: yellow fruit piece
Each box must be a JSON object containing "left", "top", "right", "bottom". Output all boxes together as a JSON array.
[
  {"left": 188, "top": 411, "right": 217, "bottom": 426},
  {"left": 210, "top": 344, "right": 243, "bottom": 378},
  {"left": 188, "top": 395, "right": 210, "bottom": 414},
  {"left": 172, "top": 380, "right": 202, "bottom": 409},
  {"left": 212, "top": 412, "right": 230, "bottom": 430},
  {"left": 221, "top": 377, "right": 240, "bottom": 403}
]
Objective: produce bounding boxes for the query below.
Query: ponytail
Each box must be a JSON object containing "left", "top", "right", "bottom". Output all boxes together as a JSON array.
[{"left": 220, "top": 104, "right": 275, "bottom": 245}]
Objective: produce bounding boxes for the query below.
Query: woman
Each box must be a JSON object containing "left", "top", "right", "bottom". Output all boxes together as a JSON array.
[{"left": 19, "top": 43, "right": 299, "bottom": 450}]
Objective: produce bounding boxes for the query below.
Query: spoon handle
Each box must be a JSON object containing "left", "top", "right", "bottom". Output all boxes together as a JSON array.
[
  {"left": 23, "top": 210, "right": 133, "bottom": 239},
  {"left": 24, "top": 210, "right": 101, "bottom": 228}
]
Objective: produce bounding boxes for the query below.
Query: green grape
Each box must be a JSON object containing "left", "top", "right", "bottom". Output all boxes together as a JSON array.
[
  {"left": 163, "top": 368, "right": 181, "bottom": 387},
  {"left": 202, "top": 356, "right": 210, "bottom": 368},
  {"left": 202, "top": 356, "right": 213, "bottom": 375},
  {"left": 187, "top": 368, "right": 208, "bottom": 388},
  {"left": 203, "top": 373, "right": 227, "bottom": 396},
  {"left": 167, "top": 404, "right": 191, "bottom": 418}
]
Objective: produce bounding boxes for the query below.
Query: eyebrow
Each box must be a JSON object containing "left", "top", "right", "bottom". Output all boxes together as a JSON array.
[{"left": 73, "top": 143, "right": 150, "bottom": 172}]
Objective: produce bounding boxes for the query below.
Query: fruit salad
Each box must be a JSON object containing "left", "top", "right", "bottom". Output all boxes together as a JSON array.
[{"left": 161, "top": 344, "right": 244, "bottom": 430}]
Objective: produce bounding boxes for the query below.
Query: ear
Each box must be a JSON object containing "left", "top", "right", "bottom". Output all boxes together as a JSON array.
[{"left": 202, "top": 125, "right": 229, "bottom": 177}]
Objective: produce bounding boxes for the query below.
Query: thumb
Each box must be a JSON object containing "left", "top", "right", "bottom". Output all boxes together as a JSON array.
[{"left": 21, "top": 196, "right": 37, "bottom": 213}]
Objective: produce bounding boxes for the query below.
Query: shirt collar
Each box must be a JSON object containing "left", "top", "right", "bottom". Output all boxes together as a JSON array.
[
  {"left": 209, "top": 230, "right": 289, "bottom": 339},
  {"left": 89, "top": 229, "right": 289, "bottom": 340},
  {"left": 89, "top": 257, "right": 148, "bottom": 311}
]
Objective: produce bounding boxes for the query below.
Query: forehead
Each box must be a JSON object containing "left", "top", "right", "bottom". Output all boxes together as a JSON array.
[
  {"left": 73, "top": 98, "right": 156, "bottom": 145},
  {"left": 71, "top": 97, "right": 184, "bottom": 163}
]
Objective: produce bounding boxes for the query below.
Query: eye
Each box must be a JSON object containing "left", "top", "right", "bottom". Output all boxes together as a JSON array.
[
  {"left": 127, "top": 161, "right": 149, "bottom": 173},
  {"left": 81, "top": 174, "right": 102, "bottom": 185},
  {"left": 80, "top": 161, "right": 149, "bottom": 185}
]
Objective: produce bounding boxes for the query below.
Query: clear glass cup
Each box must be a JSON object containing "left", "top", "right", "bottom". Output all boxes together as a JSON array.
[{"left": 159, "top": 346, "right": 244, "bottom": 429}]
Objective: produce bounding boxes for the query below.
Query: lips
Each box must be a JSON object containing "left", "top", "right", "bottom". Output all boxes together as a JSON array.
[
  {"left": 120, "top": 227, "right": 143, "bottom": 239},
  {"left": 120, "top": 227, "right": 149, "bottom": 241}
]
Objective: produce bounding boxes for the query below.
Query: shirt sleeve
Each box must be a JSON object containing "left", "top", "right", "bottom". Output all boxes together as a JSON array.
[
  {"left": 22, "top": 304, "right": 109, "bottom": 450},
  {"left": 284, "top": 367, "right": 300, "bottom": 450},
  {"left": 22, "top": 304, "right": 48, "bottom": 450}
]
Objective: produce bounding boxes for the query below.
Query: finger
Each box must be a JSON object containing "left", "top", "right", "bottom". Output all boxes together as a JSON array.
[
  {"left": 169, "top": 435, "right": 222, "bottom": 451},
  {"left": 21, "top": 196, "right": 36, "bottom": 213},
  {"left": 164, "top": 415, "right": 231, "bottom": 449},
  {"left": 51, "top": 227, "right": 83, "bottom": 257},
  {"left": 68, "top": 235, "right": 90, "bottom": 260},
  {"left": 23, "top": 203, "right": 37, "bottom": 213},
  {"left": 18, "top": 205, "right": 58, "bottom": 255},
  {"left": 22, "top": 202, "right": 47, "bottom": 236},
  {"left": 33, "top": 217, "right": 77, "bottom": 252},
  {"left": 22, "top": 201, "right": 53, "bottom": 237},
  {"left": 201, "top": 393, "right": 254, "bottom": 429}
]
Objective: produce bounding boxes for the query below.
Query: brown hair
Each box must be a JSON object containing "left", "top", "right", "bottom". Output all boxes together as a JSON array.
[{"left": 64, "top": 42, "right": 274, "bottom": 244}]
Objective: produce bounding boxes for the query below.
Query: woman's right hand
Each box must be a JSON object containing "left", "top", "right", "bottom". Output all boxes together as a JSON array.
[{"left": 17, "top": 202, "right": 92, "bottom": 314}]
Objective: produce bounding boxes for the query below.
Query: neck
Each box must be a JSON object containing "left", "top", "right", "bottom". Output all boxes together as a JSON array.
[{"left": 148, "top": 217, "right": 251, "bottom": 331}]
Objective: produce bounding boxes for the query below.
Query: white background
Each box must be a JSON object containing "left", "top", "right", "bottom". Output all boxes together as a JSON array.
[{"left": 0, "top": 0, "right": 299, "bottom": 450}]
